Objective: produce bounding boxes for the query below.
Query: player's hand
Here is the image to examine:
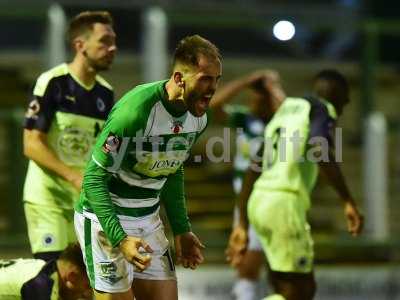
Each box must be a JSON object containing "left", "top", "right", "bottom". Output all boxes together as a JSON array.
[
  {"left": 119, "top": 236, "right": 153, "bottom": 272},
  {"left": 66, "top": 170, "right": 83, "bottom": 191},
  {"left": 174, "top": 232, "right": 205, "bottom": 269},
  {"left": 246, "top": 69, "right": 278, "bottom": 85},
  {"left": 225, "top": 225, "right": 248, "bottom": 267},
  {"left": 344, "top": 201, "right": 364, "bottom": 236}
]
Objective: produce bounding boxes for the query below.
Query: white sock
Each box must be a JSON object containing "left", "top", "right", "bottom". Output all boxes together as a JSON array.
[
  {"left": 232, "top": 278, "right": 259, "bottom": 300},
  {"left": 262, "top": 294, "right": 286, "bottom": 300}
]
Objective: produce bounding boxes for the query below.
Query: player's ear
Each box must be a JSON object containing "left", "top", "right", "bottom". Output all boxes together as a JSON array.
[
  {"left": 173, "top": 71, "right": 185, "bottom": 88},
  {"left": 73, "top": 37, "right": 86, "bottom": 54}
]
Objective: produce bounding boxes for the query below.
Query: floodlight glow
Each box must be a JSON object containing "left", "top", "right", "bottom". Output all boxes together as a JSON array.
[{"left": 273, "top": 20, "right": 295, "bottom": 41}]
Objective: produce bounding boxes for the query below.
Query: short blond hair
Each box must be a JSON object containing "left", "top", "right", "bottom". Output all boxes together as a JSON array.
[{"left": 172, "top": 35, "right": 221, "bottom": 68}]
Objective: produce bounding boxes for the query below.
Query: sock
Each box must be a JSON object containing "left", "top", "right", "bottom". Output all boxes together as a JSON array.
[
  {"left": 232, "top": 278, "right": 259, "bottom": 300},
  {"left": 262, "top": 294, "right": 286, "bottom": 300}
]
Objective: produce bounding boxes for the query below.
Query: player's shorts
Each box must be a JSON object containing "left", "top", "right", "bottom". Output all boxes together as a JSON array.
[
  {"left": 248, "top": 190, "right": 314, "bottom": 273},
  {"left": 24, "top": 201, "right": 76, "bottom": 254},
  {"left": 74, "top": 208, "right": 176, "bottom": 293},
  {"left": 233, "top": 206, "right": 263, "bottom": 251}
]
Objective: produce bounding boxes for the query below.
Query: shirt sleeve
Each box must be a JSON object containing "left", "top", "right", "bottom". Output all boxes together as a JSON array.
[
  {"left": 83, "top": 105, "right": 145, "bottom": 247},
  {"left": 309, "top": 101, "right": 336, "bottom": 145},
  {"left": 160, "top": 165, "right": 191, "bottom": 235},
  {"left": 83, "top": 160, "right": 127, "bottom": 247},
  {"left": 23, "top": 81, "right": 57, "bottom": 132}
]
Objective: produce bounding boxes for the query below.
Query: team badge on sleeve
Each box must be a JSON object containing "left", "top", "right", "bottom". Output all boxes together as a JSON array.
[
  {"left": 102, "top": 134, "right": 121, "bottom": 154},
  {"left": 25, "top": 98, "right": 41, "bottom": 119}
]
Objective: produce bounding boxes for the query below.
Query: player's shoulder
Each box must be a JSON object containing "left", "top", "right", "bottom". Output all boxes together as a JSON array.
[
  {"left": 118, "top": 80, "right": 166, "bottom": 111},
  {"left": 277, "top": 97, "right": 310, "bottom": 113},
  {"left": 33, "top": 63, "right": 69, "bottom": 97},
  {"left": 302, "top": 96, "right": 337, "bottom": 120},
  {"left": 109, "top": 81, "right": 166, "bottom": 128},
  {"left": 95, "top": 74, "right": 113, "bottom": 91}
]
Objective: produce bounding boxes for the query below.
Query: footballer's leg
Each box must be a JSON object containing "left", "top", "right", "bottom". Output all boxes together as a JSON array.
[
  {"left": 269, "top": 270, "right": 316, "bottom": 300},
  {"left": 130, "top": 212, "right": 177, "bottom": 300},
  {"left": 24, "top": 202, "right": 71, "bottom": 261},
  {"left": 232, "top": 206, "right": 265, "bottom": 300},
  {"left": 94, "top": 289, "right": 133, "bottom": 300},
  {"left": 248, "top": 191, "right": 315, "bottom": 300},
  {"left": 233, "top": 250, "right": 264, "bottom": 300},
  {"left": 74, "top": 212, "right": 135, "bottom": 298},
  {"left": 132, "top": 279, "right": 177, "bottom": 300}
]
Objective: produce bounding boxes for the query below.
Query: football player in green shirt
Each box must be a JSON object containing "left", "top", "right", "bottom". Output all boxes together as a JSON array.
[
  {"left": 227, "top": 70, "right": 363, "bottom": 300},
  {"left": 22, "top": 11, "right": 116, "bottom": 262},
  {"left": 74, "top": 35, "right": 222, "bottom": 300}
]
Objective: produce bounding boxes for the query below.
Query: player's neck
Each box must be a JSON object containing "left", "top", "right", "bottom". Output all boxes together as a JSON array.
[
  {"left": 68, "top": 57, "right": 96, "bottom": 88},
  {"left": 165, "top": 78, "right": 182, "bottom": 101}
]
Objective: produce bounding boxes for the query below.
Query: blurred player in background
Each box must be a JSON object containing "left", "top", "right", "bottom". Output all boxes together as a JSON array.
[
  {"left": 22, "top": 11, "right": 116, "bottom": 261},
  {"left": 227, "top": 70, "right": 364, "bottom": 300},
  {"left": 0, "top": 243, "right": 91, "bottom": 300},
  {"left": 74, "top": 35, "right": 222, "bottom": 300},
  {"left": 210, "top": 70, "right": 284, "bottom": 300}
]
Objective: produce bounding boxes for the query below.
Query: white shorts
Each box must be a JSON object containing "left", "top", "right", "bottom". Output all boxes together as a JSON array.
[
  {"left": 233, "top": 206, "right": 263, "bottom": 251},
  {"left": 74, "top": 209, "right": 176, "bottom": 293}
]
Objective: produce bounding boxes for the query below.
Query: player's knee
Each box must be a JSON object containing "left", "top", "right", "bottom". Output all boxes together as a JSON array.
[
  {"left": 269, "top": 270, "right": 315, "bottom": 300},
  {"left": 237, "top": 263, "right": 261, "bottom": 279},
  {"left": 236, "top": 251, "right": 264, "bottom": 280},
  {"left": 302, "top": 276, "right": 316, "bottom": 299}
]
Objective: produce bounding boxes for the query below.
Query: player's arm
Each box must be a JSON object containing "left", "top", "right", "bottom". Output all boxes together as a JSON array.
[
  {"left": 161, "top": 165, "right": 205, "bottom": 269},
  {"left": 309, "top": 101, "right": 363, "bottom": 236},
  {"left": 23, "top": 129, "right": 82, "bottom": 189},
  {"left": 319, "top": 154, "right": 363, "bottom": 236},
  {"left": 210, "top": 70, "right": 284, "bottom": 118},
  {"left": 84, "top": 110, "right": 153, "bottom": 271},
  {"left": 226, "top": 143, "right": 263, "bottom": 266},
  {"left": 237, "top": 150, "right": 263, "bottom": 228},
  {"left": 23, "top": 81, "right": 83, "bottom": 190},
  {"left": 161, "top": 165, "right": 191, "bottom": 235}
]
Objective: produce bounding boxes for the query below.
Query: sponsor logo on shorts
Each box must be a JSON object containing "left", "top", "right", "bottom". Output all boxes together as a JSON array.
[{"left": 97, "top": 261, "right": 123, "bottom": 285}]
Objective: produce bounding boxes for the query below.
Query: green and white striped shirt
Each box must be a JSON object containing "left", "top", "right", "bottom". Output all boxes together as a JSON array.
[{"left": 76, "top": 80, "right": 208, "bottom": 247}]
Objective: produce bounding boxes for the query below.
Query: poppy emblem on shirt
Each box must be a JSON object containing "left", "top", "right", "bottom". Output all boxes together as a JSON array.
[
  {"left": 171, "top": 120, "right": 183, "bottom": 134},
  {"left": 102, "top": 134, "right": 120, "bottom": 153}
]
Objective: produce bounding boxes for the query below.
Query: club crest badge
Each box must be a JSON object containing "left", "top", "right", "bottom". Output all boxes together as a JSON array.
[
  {"left": 171, "top": 120, "right": 183, "bottom": 134},
  {"left": 25, "top": 99, "right": 40, "bottom": 119},
  {"left": 102, "top": 134, "right": 120, "bottom": 153}
]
